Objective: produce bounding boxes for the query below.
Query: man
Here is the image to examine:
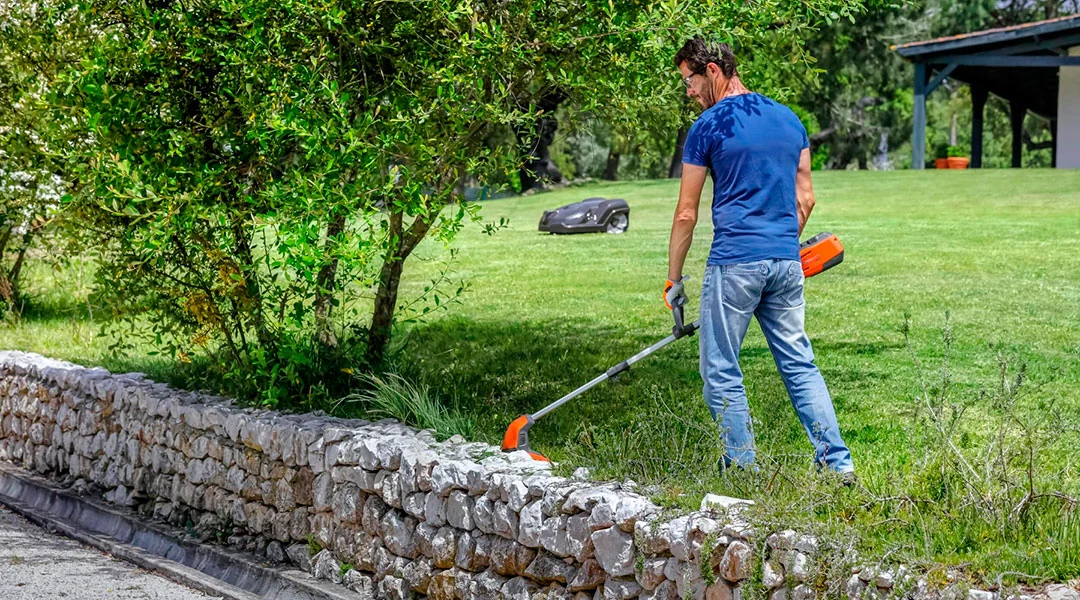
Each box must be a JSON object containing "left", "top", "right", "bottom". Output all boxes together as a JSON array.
[{"left": 664, "top": 37, "right": 855, "bottom": 477}]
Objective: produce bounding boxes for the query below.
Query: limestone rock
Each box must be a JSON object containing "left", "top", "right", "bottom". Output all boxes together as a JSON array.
[
  {"left": 719, "top": 540, "right": 753, "bottom": 583},
  {"left": 568, "top": 558, "right": 606, "bottom": 592},
  {"left": 592, "top": 526, "right": 635, "bottom": 577},
  {"left": 525, "top": 551, "right": 577, "bottom": 584}
]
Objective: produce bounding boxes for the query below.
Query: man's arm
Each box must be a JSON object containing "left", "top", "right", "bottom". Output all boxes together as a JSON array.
[
  {"left": 795, "top": 147, "right": 815, "bottom": 237},
  {"left": 668, "top": 164, "right": 708, "bottom": 281}
]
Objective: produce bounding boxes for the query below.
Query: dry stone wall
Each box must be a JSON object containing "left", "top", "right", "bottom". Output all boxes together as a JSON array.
[
  {"left": 0, "top": 351, "right": 762, "bottom": 600},
  {"left": 1, "top": 350, "right": 1070, "bottom": 600}
]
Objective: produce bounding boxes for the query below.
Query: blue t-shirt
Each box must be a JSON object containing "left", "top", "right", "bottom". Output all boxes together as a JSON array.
[{"left": 682, "top": 93, "right": 809, "bottom": 266}]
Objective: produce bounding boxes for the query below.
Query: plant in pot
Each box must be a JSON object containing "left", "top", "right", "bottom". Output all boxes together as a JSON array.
[
  {"left": 946, "top": 145, "right": 969, "bottom": 169},
  {"left": 933, "top": 142, "right": 949, "bottom": 169}
]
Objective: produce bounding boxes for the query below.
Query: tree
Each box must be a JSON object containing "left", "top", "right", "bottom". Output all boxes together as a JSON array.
[
  {"left": 9, "top": 0, "right": 873, "bottom": 405},
  {"left": 0, "top": 2, "right": 78, "bottom": 317}
]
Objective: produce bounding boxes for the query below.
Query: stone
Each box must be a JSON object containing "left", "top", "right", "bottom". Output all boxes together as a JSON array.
[
  {"left": 266, "top": 541, "right": 286, "bottom": 563},
  {"left": 1040, "top": 585, "right": 1080, "bottom": 600},
  {"left": 794, "top": 536, "right": 819, "bottom": 554},
  {"left": 793, "top": 584, "right": 815, "bottom": 600},
  {"left": 772, "top": 588, "right": 789, "bottom": 600},
  {"left": 362, "top": 494, "right": 389, "bottom": 536},
  {"left": 642, "top": 580, "right": 680, "bottom": 600},
  {"left": 312, "top": 472, "right": 333, "bottom": 512},
  {"left": 379, "top": 510, "right": 417, "bottom": 558},
  {"left": 588, "top": 496, "right": 617, "bottom": 531},
  {"left": 508, "top": 480, "right": 531, "bottom": 512},
  {"left": 473, "top": 570, "right": 509, "bottom": 600},
  {"left": 568, "top": 559, "right": 606, "bottom": 592},
  {"left": 968, "top": 591, "right": 995, "bottom": 600},
  {"left": 700, "top": 494, "right": 754, "bottom": 513},
  {"left": 502, "top": 576, "right": 539, "bottom": 600},
  {"left": 492, "top": 501, "right": 519, "bottom": 540},
  {"left": 615, "top": 496, "right": 655, "bottom": 532},
  {"left": 403, "top": 491, "right": 426, "bottom": 520},
  {"left": 343, "top": 570, "right": 375, "bottom": 596},
  {"left": 787, "top": 552, "right": 810, "bottom": 583},
  {"left": 605, "top": 578, "right": 643, "bottom": 600},
  {"left": 766, "top": 530, "right": 797, "bottom": 551},
  {"left": 540, "top": 514, "right": 572, "bottom": 558},
  {"left": 763, "top": 561, "right": 785, "bottom": 589},
  {"left": 432, "top": 527, "right": 459, "bottom": 569},
  {"left": 311, "top": 549, "right": 343, "bottom": 584},
  {"left": 634, "top": 520, "right": 670, "bottom": 555},
  {"left": 706, "top": 581, "right": 735, "bottom": 600},
  {"left": 566, "top": 513, "right": 595, "bottom": 561},
  {"left": 474, "top": 495, "right": 495, "bottom": 534},
  {"left": 425, "top": 491, "right": 447, "bottom": 527},
  {"left": 402, "top": 559, "right": 434, "bottom": 594},
  {"left": 637, "top": 557, "right": 668, "bottom": 591},
  {"left": 379, "top": 576, "right": 410, "bottom": 600},
  {"left": 331, "top": 482, "right": 363, "bottom": 523},
  {"left": 446, "top": 490, "right": 475, "bottom": 530},
  {"left": 591, "top": 526, "right": 635, "bottom": 577},
  {"left": 428, "top": 568, "right": 460, "bottom": 600},
  {"left": 667, "top": 516, "right": 694, "bottom": 561},
  {"left": 455, "top": 531, "right": 491, "bottom": 572},
  {"left": 489, "top": 535, "right": 521, "bottom": 576},
  {"left": 518, "top": 500, "right": 543, "bottom": 548},
  {"left": 846, "top": 574, "right": 866, "bottom": 600},
  {"left": 524, "top": 551, "right": 577, "bottom": 585},
  {"left": 719, "top": 541, "right": 753, "bottom": 583}
]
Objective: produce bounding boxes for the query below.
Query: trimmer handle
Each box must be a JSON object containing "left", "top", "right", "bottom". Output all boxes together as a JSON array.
[{"left": 671, "top": 295, "right": 699, "bottom": 339}]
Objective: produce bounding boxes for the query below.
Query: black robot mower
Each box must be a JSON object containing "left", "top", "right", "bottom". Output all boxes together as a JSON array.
[{"left": 538, "top": 197, "right": 630, "bottom": 234}]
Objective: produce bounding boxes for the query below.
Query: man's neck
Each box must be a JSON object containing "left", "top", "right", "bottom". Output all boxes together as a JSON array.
[{"left": 713, "top": 75, "right": 751, "bottom": 103}]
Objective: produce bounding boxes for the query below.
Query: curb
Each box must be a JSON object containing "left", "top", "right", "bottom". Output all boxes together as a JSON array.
[{"left": 0, "top": 463, "right": 362, "bottom": 600}]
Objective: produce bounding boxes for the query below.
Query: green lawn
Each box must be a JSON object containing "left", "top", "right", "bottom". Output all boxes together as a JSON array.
[{"left": 4, "top": 169, "right": 1080, "bottom": 585}]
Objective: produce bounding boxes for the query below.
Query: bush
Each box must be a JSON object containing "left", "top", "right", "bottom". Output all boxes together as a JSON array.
[{"left": 337, "top": 373, "right": 475, "bottom": 441}]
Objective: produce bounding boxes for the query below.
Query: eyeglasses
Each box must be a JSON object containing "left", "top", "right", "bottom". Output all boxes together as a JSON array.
[{"left": 682, "top": 69, "right": 705, "bottom": 89}]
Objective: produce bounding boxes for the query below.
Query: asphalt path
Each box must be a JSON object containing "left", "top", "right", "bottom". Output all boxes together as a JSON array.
[{"left": 0, "top": 503, "right": 219, "bottom": 600}]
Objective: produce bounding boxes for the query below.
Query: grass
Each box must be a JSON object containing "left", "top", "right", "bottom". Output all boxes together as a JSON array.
[{"left": 3, "top": 169, "right": 1080, "bottom": 587}]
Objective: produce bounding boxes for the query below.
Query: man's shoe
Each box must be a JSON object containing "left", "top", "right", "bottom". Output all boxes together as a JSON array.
[{"left": 839, "top": 471, "right": 858, "bottom": 488}]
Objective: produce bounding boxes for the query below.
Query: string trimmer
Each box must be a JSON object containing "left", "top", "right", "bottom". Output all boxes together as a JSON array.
[{"left": 501, "top": 232, "right": 845, "bottom": 461}]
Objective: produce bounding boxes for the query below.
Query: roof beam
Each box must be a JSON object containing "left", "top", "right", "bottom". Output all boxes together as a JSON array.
[
  {"left": 934, "top": 54, "right": 1080, "bottom": 66},
  {"left": 965, "top": 31, "right": 1080, "bottom": 56},
  {"left": 926, "top": 64, "right": 958, "bottom": 95}
]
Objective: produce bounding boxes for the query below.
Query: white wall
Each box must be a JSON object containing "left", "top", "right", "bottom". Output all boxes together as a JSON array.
[{"left": 1057, "top": 46, "right": 1080, "bottom": 168}]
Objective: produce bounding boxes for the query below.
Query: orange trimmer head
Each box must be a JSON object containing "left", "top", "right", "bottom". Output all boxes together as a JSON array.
[
  {"left": 501, "top": 414, "right": 550, "bottom": 461},
  {"left": 800, "top": 232, "right": 845, "bottom": 278}
]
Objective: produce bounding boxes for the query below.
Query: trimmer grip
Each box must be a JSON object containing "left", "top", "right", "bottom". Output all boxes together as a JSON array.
[
  {"left": 671, "top": 297, "right": 697, "bottom": 339},
  {"left": 501, "top": 414, "right": 550, "bottom": 462}
]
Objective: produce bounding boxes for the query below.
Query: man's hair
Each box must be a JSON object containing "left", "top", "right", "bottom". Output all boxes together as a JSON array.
[{"left": 674, "top": 37, "right": 738, "bottom": 78}]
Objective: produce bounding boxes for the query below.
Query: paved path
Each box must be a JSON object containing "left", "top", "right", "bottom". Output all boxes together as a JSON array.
[{"left": 0, "top": 504, "right": 218, "bottom": 600}]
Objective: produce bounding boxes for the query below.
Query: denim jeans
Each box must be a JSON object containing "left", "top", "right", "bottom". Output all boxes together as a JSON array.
[{"left": 699, "top": 259, "right": 854, "bottom": 473}]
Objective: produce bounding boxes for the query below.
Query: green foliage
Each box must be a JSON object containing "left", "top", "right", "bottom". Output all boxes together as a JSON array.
[
  {"left": 338, "top": 373, "right": 475, "bottom": 441},
  {"left": 3, "top": 0, "right": 873, "bottom": 406},
  {"left": 946, "top": 145, "right": 967, "bottom": 158}
]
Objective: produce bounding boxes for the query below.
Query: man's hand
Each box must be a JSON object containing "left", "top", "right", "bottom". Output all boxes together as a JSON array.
[{"left": 664, "top": 276, "right": 688, "bottom": 310}]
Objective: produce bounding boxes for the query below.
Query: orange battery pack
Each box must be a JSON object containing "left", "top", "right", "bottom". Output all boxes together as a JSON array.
[{"left": 800, "top": 232, "right": 845, "bottom": 278}]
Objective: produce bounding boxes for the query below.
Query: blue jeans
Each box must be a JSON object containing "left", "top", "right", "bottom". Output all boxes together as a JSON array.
[{"left": 699, "top": 259, "right": 854, "bottom": 473}]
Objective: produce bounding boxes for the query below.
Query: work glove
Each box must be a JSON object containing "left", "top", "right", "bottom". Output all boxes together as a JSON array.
[{"left": 663, "top": 276, "right": 688, "bottom": 310}]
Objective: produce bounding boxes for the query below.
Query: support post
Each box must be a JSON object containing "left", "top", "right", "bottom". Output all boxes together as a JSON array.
[
  {"left": 1010, "top": 100, "right": 1027, "bottom": 168},
  {"left": 1051, "top": 118, "right": 1058, "bottom": 168},
  {"left": 971, "top": 86, "right": 988, "bottom": 169},
  {"left": 912, "top": 62, "right": 928, "bottom": 170}
]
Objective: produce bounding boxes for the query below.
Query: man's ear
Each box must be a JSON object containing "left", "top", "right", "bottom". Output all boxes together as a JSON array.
[{"left": 704, "top": 62, "right": 723, "bottom": 80}]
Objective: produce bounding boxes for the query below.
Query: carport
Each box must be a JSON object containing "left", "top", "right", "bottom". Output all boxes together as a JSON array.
[{"left": 894, "top": 14, "right": 1080, "bottom": 168}]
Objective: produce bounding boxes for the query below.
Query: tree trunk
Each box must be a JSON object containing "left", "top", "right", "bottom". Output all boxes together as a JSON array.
[
  {"left": 365, "top": 210, "right": 436, "bottom": 366},
  {"left": 950, "top": 112, "right": 957, "bottom": 147},
  {"left": 314, "top": 212, "right": 347, "bottom": 348},
  {"left": 603, "top": 150, "right": 620, "bottom": 181},
  {"left": 668, "top": 127, "right": 688, "bottom": 178},
  {"left": 517, "top": 92, "right": 565, "bottom": 192}
]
